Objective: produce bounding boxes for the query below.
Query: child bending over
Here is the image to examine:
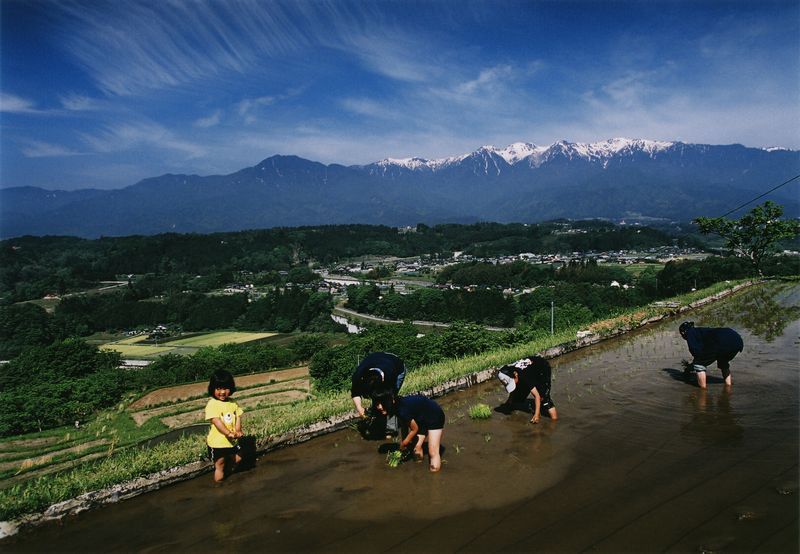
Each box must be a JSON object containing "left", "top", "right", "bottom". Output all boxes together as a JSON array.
[{"left": 373, "top": 390, "right": 445, "bottom": 472}]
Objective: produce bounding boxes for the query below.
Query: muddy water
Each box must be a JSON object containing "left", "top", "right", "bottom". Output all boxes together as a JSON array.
[{"left": 5, "top": 283, "right": 799, "bottom": 553}]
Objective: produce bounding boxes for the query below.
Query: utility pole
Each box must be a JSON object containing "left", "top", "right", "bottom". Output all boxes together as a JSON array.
[{"left": 550, "top": 301, "right": 554, "bottom": 335}]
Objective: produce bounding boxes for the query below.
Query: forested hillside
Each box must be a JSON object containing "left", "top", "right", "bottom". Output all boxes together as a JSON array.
[{"left": 1, "top": 221, "right": 696, "bottom": 304}]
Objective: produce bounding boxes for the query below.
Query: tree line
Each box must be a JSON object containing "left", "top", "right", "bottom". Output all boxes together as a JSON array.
[
  {"left": 0, "top": 287, "right": 339, "bottom": 360},
  {"left": 343, "top": 256, "right": 799, "bottom": 329}
]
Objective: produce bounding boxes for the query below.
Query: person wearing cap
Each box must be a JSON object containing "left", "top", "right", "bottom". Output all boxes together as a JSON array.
[
  {"left": 497, "top": 356, "right": 558, "bottom": 423},
  {"left": 351, "top": 352, "right": 406, "bottom": 435},
  {"left": 679, "top": 321, "right": 743, "bottom": 389}
]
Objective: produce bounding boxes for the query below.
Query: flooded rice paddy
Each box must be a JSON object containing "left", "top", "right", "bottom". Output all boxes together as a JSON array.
[{"left": 5, "top": 283, "right": 799, "bottom": 553}]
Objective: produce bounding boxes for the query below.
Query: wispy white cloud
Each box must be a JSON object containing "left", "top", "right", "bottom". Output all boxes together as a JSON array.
[
  {"left": 595, "top": 69, "right": 665, "bottom": 109},
  {"left": 59, "top": 93, "right": 102, "bottom": 111},
  {"left": 334, "top": 29, "right": 444, "bottom": 84},
  {"left": 53, "top": 0, "right": 337, "bottom": 96},
  {"left": 193, "top": 110, "right": 222, "bottom": 128},
  {"left": 455, "top": 64, "right": 514, "bottom": 95},
  {"left": 82, "top": 120, "right": 206, "bottom": 158},
  {"left": 339, "top": 97, "right": 402, "bottom": 121},
  {"left": 237, "top": 96, "right": 276, "bottom": 125},
  {"left": 21, "top": 140, "right": 83, "bottom": 158},
  {"left": 236, "top": 87, "right": 305, "bottom": 124},
  {"left": 1, "top": 93, "right": 42, "bottom": 114}
]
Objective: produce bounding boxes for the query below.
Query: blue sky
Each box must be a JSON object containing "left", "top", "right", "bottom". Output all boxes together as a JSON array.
[{"left": 2, "top": 0, "right": 798, "bottom": 190}]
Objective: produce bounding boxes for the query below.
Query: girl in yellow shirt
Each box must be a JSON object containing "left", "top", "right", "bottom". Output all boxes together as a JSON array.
[{"left": 205, "top": 370, "right": 244, "bottom": 482}]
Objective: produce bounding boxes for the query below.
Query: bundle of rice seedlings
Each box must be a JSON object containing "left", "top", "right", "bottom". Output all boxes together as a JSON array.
[
  {"left": 386, "top": 450, "right": 403, "bottom": 468},
  {"left": 468, "top": 403, "right": 492, "bottom": 420}
]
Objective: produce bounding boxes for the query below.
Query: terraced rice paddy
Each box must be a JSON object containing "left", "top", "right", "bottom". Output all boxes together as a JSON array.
[
  {"left": 0, "top": 366, "right": 309, "bottom": 487},
  {"left": 129, "top": 367, "right": 311, "bottom": 429}
]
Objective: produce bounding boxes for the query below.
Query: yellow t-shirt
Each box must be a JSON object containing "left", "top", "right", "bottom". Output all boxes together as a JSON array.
[{"left": 205, "top": 397, "right": 243, "bottom": 448}]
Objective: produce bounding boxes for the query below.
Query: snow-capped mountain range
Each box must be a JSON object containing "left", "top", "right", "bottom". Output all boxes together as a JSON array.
[
  {"left": 2, "top": 138, "right": 798, "bottom": 238},
  {"left": 375, "top": 138, "right": 677, "bottom": 171}
]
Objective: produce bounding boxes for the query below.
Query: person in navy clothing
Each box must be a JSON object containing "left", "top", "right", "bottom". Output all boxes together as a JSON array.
[
  {"left": 372, "top": 391, "right": 445, "bottom": 472},
  {"left": 496, "top": 356, "right": 559, "bottom": 423},
  {"left": 679, "top": 321, "right": 744, "bottom": 389},
  {"left": 351, "top": 352, "right": 406, "bottom": 437}
]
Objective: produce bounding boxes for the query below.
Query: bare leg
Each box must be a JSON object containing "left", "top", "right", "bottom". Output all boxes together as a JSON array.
[
  {"left": 720, "top": 365, "right": 732, "bottom": 386},
  {"left": 414, "top": 434, "right": 425, "bottom": 461},
  {"left": 427, "top": 429, "right": 443, "bottom": 472},
  {"left": 696, "top": 370, "right": 707, "bottom": 389},
  {"left": 213, "top": 457, "right": 226, "bottom": 482},
  {"left": 548, "top": 406, "right": 559, "bottom": 421}
]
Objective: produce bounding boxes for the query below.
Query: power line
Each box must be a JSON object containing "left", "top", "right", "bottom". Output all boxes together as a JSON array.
[{"left": 717, "top": 173, "right": 800, "bottom": 218}]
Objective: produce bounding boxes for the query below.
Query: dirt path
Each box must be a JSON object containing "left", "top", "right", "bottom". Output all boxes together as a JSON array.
[
  {"left": 159, "top": 390, "right": 310, "bottom": 428},
  {"left": 130, "top": 377, "right": 310, "bottom": 426},
  {"left": 128, "top": 366, "right": 309, "bottom": 409}
]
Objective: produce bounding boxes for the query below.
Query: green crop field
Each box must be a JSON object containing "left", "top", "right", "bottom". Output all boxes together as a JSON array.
[
  {"left": 100, "top": 331, "right": 275, "bottom": 358},
  {"left": 621, "top": 262, "right": 664, "bottom": 276},
  {"left": 165, "top": 331, "right": 277, "bottom": 347},
  {"left": 100, "top": 344, "right": 178, "bottom": 357}
]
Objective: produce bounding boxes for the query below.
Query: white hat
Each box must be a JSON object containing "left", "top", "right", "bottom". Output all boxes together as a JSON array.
[
  {"left": 497, "top": 370, "right": 516, "bottom": 393},
  {"left": 513, "top": 358, "right": 532, "bottom": 370}
]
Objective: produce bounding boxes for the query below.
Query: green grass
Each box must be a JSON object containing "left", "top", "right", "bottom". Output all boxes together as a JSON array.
[{"left": 0, "top": 278, "right": 762, "bottom": 522}]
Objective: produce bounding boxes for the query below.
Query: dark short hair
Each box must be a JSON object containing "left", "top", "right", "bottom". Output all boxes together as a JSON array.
[
  {"left": 363, "top": 370, "right": 384, "bottom": 392},
  {"left": 208, "top": 369, "right": 237, "bottom": 397},
  {"left": 527, "top": 356, "right": 551, "bottom": 373},
  {"left": 371, "top": 387, "right": 396, "bottom": 416},
  {"left": 679, "top": 321, "right": 695, "bottom": 338}
]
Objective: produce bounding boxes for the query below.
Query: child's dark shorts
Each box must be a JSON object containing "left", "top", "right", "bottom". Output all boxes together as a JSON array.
[
  {"left": 418, "top": 412, "right": 446, "bottom": 436},
  {"left": 208, "top": 444, "right": 240, "bottom": 462}
]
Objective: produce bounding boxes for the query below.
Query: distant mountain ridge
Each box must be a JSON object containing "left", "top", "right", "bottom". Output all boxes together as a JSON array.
[
  {"left": 2, "top": 138, "right": 798, "bottom": 239},
  {"left": 371, "top": 138, "right": 678, "bottom": 172}
]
